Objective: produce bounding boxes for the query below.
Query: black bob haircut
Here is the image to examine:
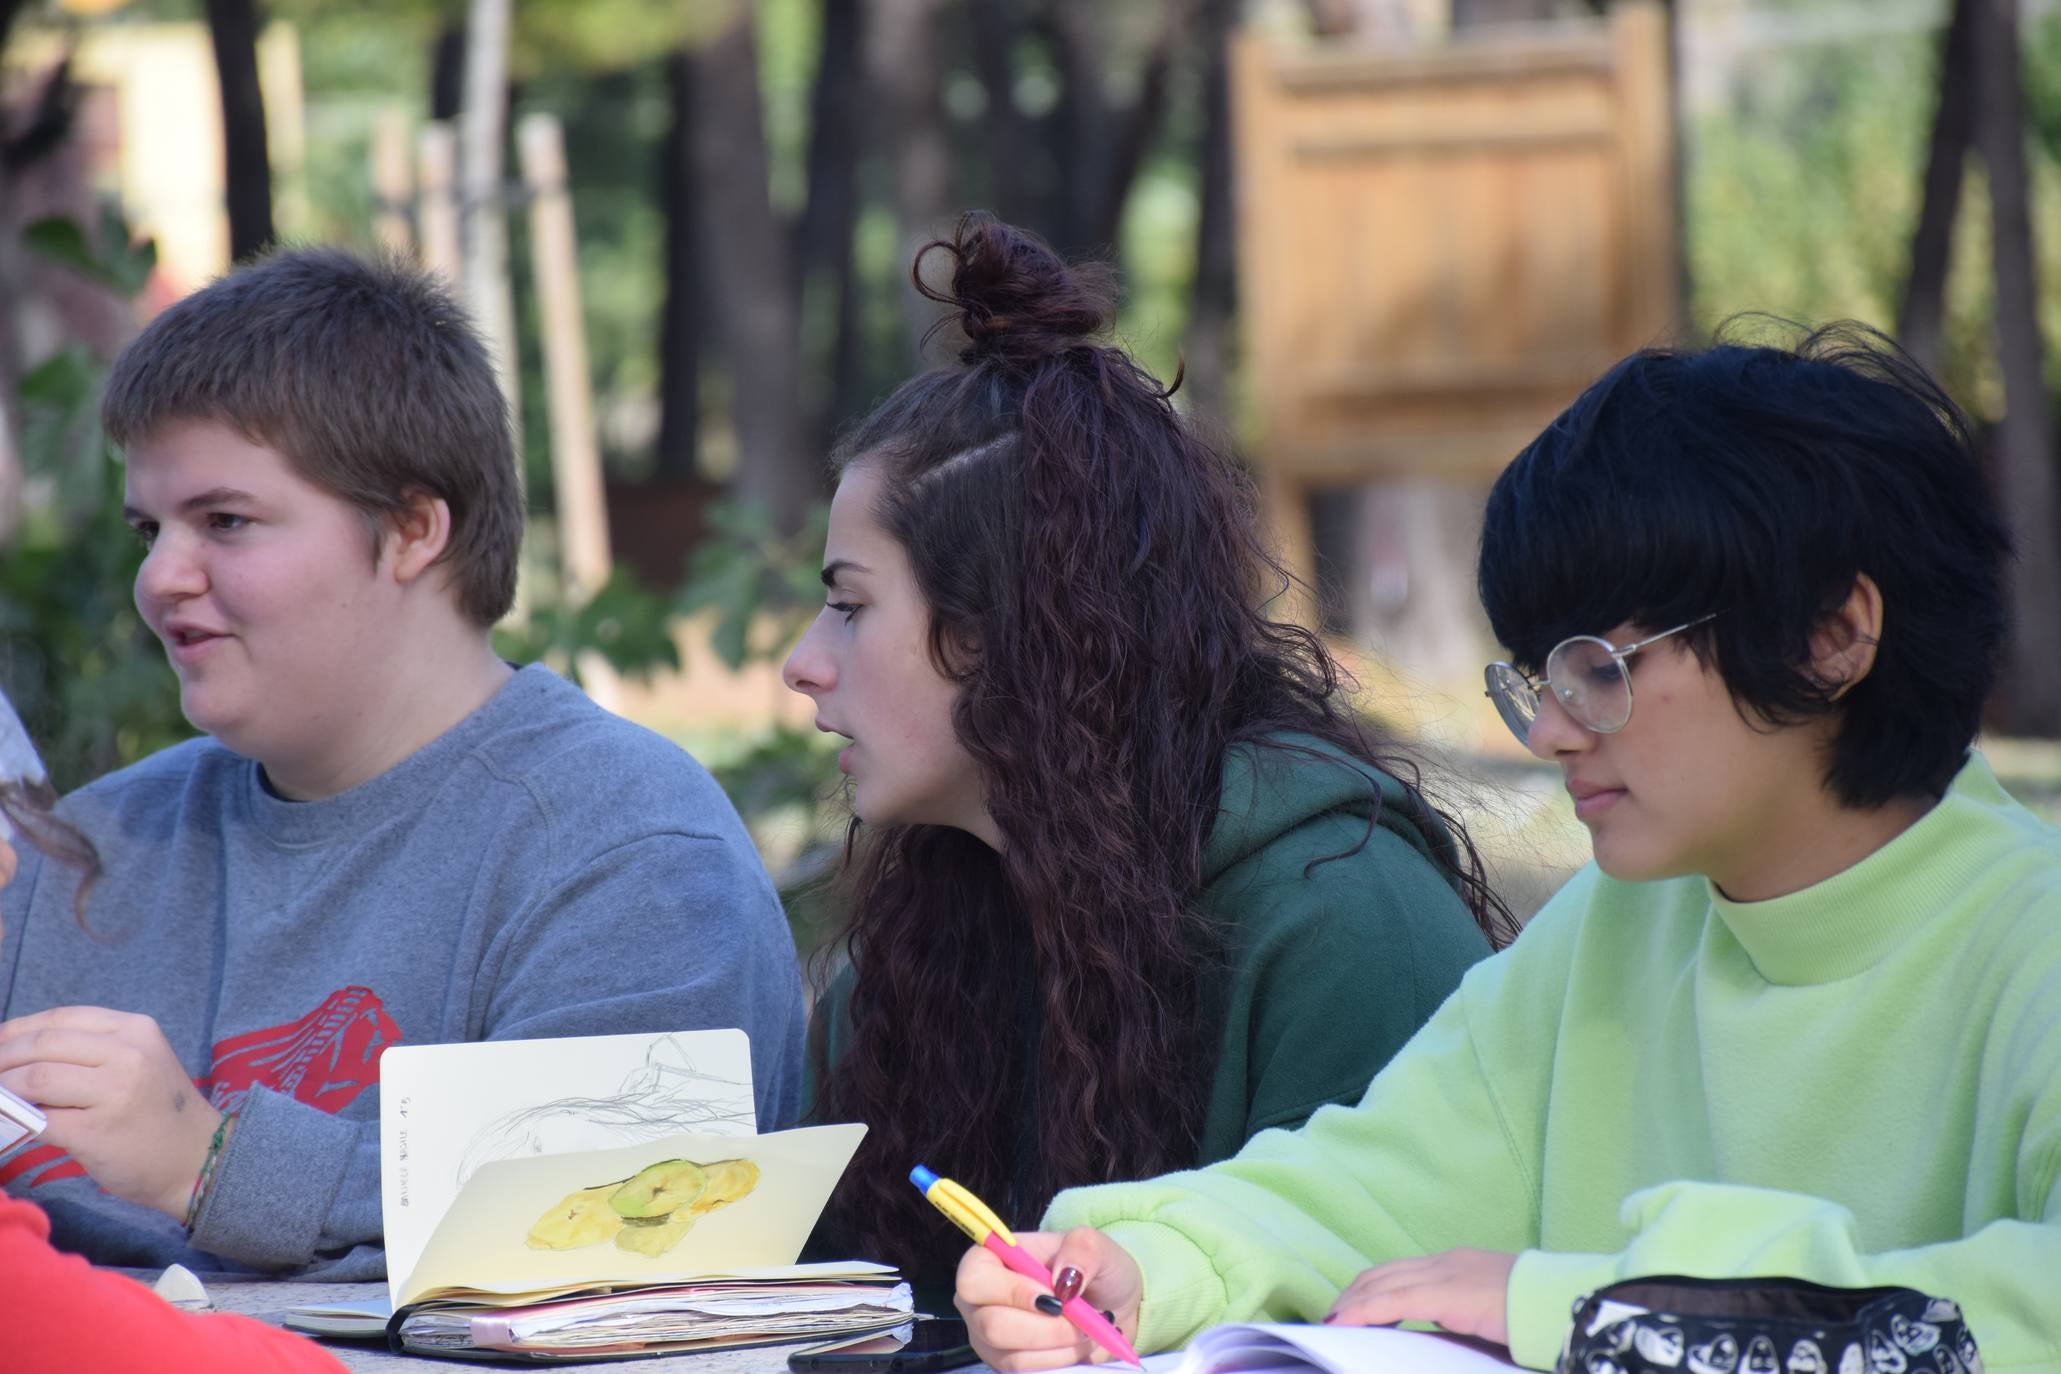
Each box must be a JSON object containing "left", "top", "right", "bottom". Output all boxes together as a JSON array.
[{"left": 1478, "top": 319, "right": 2010, "bottom": 809}]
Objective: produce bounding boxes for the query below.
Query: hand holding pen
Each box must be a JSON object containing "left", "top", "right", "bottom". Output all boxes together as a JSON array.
[{"left": 915, "top": 1165, "right": 1147, "bottom": 1369}]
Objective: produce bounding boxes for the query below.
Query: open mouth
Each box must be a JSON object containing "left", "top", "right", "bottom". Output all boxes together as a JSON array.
[{"left": 164, "top": 625, "right": 228, "bottom": 658}]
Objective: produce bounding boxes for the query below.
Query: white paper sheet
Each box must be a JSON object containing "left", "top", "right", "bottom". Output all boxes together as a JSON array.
[{"left": 1042, "top": 1323, "right": 1518, "bottom": 1374}]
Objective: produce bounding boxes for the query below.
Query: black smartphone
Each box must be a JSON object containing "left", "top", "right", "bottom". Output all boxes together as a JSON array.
[{"left": 787, "top": 1318, "right": 977, "bottom": 1372}]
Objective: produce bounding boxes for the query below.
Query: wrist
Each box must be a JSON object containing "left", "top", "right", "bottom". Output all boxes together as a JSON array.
[{"left": 174, "top": 1107, "right": 235, "bottom": 1228}]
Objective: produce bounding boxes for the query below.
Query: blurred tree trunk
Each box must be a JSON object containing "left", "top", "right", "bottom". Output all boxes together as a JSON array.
[
  {"left": 1184, "top": 0, "right": 1238, "bottom": 428},
  {"left": 970, "top": 0, "right": 1039, "bottom": 230},
  {"left": 1047, "top": 1, "right": 1114, "bottom": 251},
  {"left": 684, "top": 11, "right": 814, "bottom": 532},
  {"left": 866, "top": 0, "right": 952, "bottom": 356},
  {"left": 1093, "top": 0, "right": 1194, "bottom": 249},
  {"left": 204, "top": 0, "right": 275, "bottom": 263},
  {"left": 655, "top": 50, "right": 702, "bottom": 482},
  {"left": 795, "top": 0, "right": 867, "bottom": 447},
  {"left": 430, "top": 21, "right": 466, "bottom": 122},
  {"left": 1972, "top": 0, "right": 2061, "bottom": 736},
  {"left": 1899, "top": 0, "right": 1975, "bottom": 376},
  {"left": 1039, "top": 0, "right": 1200, "bottom": 253}
]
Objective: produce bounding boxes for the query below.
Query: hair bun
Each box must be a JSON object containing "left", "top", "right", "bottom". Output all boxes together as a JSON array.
[{"left": 915, "top": 211, "right": 1116, "bottom": 367}]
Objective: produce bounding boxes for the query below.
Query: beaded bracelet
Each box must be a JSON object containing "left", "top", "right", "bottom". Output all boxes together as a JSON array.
[{"left": 182, "top": 1111, "right": 237, "bottom": 1233}]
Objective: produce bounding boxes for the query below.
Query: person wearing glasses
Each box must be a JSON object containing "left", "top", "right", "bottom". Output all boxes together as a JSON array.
[{"left": 953, "top": 324, "right": 2061, "bottom": 1373}]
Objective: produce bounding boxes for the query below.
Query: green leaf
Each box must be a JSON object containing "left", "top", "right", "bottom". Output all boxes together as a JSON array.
[
  {"left": 710, "top": 609, "right": 751, "bottom": 671},
  {"left": 23, "top": 217, "right": 108, "bottom": 282}
]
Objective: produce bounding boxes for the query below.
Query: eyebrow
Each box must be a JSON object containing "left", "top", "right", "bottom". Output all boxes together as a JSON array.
[
  {"left": 121, "top": 487, "right": 262, "bottom": 523},
  {"left": 820, "top": 559, "right": 871, "bottom": 587}
]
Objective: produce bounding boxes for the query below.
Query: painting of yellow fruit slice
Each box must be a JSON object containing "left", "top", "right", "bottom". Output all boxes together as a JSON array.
[
  {"left": 523, "top": 1157, "right": 760, "bottom": 1257},
  {"left": 688, "top": 1159, "right": 760, "bottom": 1216},
  {"left": 525, "top": 1182, "right": 627, "bottom": 1250},
  {"left": 609, "top": 1158, "right": 708, "bottom": 1219},
  {"left": 615, "top": 1206, "right": 699, "bottom": 1257}
]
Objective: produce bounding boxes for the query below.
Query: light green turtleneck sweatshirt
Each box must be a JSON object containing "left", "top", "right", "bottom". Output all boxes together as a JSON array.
[{"left": 1045, "top": 752, "right": 2061, "bottom": 1370}]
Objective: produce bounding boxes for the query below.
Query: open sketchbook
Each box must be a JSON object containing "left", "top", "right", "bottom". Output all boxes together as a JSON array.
[
  {"left": 380, "top": 1028, "right": 760, "bottom": 1296},
  {"left": 1057, "top": 1323, "right": 1521, "bottom": 1374},
  {"left": 285, "top": 1031, "right": 910, "bottom": 1361}
]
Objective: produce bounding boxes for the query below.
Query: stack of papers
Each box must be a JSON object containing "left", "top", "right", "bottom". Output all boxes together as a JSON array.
[{"left": 399, "top": 1274, "right": 912, "bottom": 1358}]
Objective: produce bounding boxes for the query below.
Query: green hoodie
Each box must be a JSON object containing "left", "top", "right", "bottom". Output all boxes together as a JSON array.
[
  {"left": 809, "top": 731, "right": 1491, "bottom": 1233},
  {"left": 1184, "top": 732, "right": 1492, "bottom": 1161}
]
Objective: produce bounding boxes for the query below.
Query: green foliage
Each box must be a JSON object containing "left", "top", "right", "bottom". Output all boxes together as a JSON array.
[
  {"left": 673, "top": 498, "right": 845, "bottom": 925},
  {"left": 488, "top": 496, "right": 845, "bottom": 913},
  {"left": 1686, "top": 14, "right": 2061, "bottom": 418},
  {"left": 2, "top": 214, "right": 193, "bottom": 792},
  {"left": 493, "top": 497, "right": 830, "bottom": 686},
  {"left": 22, "top": 207, "right": 157, "bottom": 298},
  {"left": 491, "top": 564, "right": 682, "bottom": 686},
  {"left": 709, "top": 720, "right": 843, "bottom": 832},
  {"left": 675, "top": 499, "right": 830, "bottom": 671}
]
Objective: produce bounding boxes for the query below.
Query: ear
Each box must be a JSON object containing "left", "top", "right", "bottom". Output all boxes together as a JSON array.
[
  {"left": 1808, "top": 572, "right": 1884, "bottom": 700},
  {"left": 383, "top": 488, "right": 455, "bottom": 586}
]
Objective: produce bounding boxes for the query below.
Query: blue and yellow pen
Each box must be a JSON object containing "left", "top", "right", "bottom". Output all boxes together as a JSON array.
[{"left": 910, "top": 1164, "right": 1143, "bottom": 1368}]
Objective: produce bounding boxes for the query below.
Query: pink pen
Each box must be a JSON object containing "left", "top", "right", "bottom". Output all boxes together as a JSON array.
[{"left": 911, "top": 1164, "right": 1144, "bottom": 1368}]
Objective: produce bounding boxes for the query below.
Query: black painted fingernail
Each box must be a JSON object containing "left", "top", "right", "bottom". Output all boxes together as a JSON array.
[
  {"left": 1034, "top": 1295, "right": 1064, "bottom": 1317},
  {"left": 1054, "top": 1267, "right": 1085, "bottom": 1303},
  {"left": 1102, "top": 1310, "right": 1117, "bottom": 1324}
]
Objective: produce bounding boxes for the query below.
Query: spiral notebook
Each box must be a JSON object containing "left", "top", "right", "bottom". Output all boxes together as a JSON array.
[{"left": 1058, "top": 1323, "right": 1520, "bottom": 1373}]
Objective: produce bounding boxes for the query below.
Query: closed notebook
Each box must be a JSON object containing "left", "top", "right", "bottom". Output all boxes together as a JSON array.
[{"left": 1056, "top": 1323, "right": 1521, "bottom": 1373}]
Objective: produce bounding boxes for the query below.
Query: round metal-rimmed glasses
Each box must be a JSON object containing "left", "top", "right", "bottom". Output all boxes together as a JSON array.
[{"left": 1484, "top": 614, "right": 1716, "bottom": 747}]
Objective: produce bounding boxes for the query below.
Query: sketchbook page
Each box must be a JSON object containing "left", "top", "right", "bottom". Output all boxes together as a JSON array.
[
  {"left": 396, "top": 1122, "right": 867, "bottom": 1308},
  {"left": 379, "top": 1028, "right": 755, "bottom": 1302},
  {"left": 1185, "top": 1323, "right": 1521, "bottom": 1373}
]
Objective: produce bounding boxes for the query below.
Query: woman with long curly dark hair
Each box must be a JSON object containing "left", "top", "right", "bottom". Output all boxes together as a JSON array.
[{"left": 783, "top": 213, "right": 1513, "bottom": 1288}]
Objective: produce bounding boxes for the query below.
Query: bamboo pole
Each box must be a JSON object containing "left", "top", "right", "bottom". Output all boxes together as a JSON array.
[
  {"left": 370, "top": 108, "right": 414, "bottom": 258},
  {"left": 416, "top": 123, "right": 461, "bottom": 282},
  {"left": 517, "top": 112, "right": 622, "bottom": 712},
  {"left": 517, "top": 113, "right": 611, "bottom": 601}
]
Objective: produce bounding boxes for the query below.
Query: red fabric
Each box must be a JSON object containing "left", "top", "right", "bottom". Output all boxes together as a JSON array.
[
  {"left": 2, "top": 1195, "right": 346, "bottom": 1373},
  {"left": 204, "top": 985, "right": 399, "bottom": 1115}
]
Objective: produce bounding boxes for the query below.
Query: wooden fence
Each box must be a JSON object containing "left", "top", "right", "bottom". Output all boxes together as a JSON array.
[{"left": 1231, "top": 0, "right": 1679, "bottom": 593}]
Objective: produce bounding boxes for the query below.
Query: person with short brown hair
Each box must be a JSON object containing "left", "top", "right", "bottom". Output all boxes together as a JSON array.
[{"left": 0, "top": 248, "right": 804, "bottom": 1281}]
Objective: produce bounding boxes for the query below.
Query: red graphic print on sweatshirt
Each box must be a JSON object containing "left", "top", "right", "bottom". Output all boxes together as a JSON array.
[
  {"left": 0, "top": 986, "right": 399, "bottom": 1191},
  {"left": 204, "top": 985, "right": 400, "bottom": 1115}
]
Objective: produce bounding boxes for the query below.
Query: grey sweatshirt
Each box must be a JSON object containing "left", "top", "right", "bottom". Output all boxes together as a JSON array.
[{"left": 0, "top": 664, "right": 804, "bottom": 1279}]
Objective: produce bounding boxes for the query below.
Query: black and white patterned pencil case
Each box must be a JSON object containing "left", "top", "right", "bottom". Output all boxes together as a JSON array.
[{"left": 1558, "top": 1275, "right": 1982, "bottom": 1374}]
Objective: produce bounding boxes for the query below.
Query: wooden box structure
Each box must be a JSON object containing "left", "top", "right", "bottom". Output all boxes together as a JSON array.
[{"left": 1230, "top": 0, "right": 1679, "bottom": 593}]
